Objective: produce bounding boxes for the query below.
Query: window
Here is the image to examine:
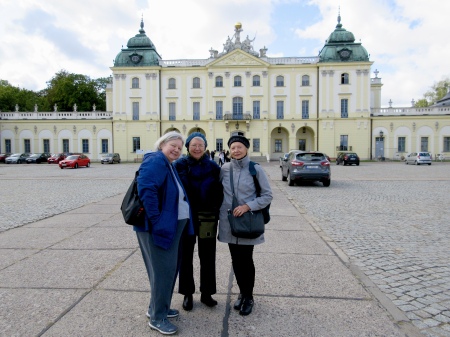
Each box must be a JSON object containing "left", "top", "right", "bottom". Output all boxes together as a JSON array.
[
  {"left": 302, "top": 75, "right": 310, "bottom": 86},
  {"left": 133, "top": 137, "right": 141, "bottom": 153},
  {"left": 132, "top": 77, "right": 139, "bottom": 88},
  {"left": 168, "top": 78, "right": 176, "bottom": 89},
  {"left": 43, "top": 139, "right": 50, "bottom": 153},
  {"left": 193, "top": 102, "right": 200, "bottom": 120},
  {"left": 253, "top": 139, "right": 260, "bottom": 152},
  {"left": 5, "top": 139, "right": 11, "bottom": 153},
  {"left": 232, "top": 97, "right": 243, "bottom": 119},
  {"left": 341, "top": 99, "right": 348, "bottom": 118},
  {"left": 82, "top": 139, "right": 89, "bottom": 153},
  {"left": 252, "top": 75, "right": 260, "bottom": 86},
  {"left": 275, "top": 139, "right": 282, "bottom": 152},
  {"left": 276, "top": 101, "right": 284, "bottom": 119},
  {"left": 62, "top": 139, "right": 69, "bottom": 152},
  {"left": 101, "top": 139, "right": 108, "bottom": 153},
  {"left": 169, "top": 102, "right": 176, "bottom": 121},
  {"left": 193, "top": 77, "right": 200, "bottom": 88},
  {"left": 339, "top": 135, "right": 348, "bottom": 151},
  {"left": 341, "top": 73, "right": 349, "bottom": 84},
  {"left": 215, "top": 76, "right": 223, "bottom": 87},
  {"left": 234, "top": 76, "right": 242, "bottom": 87},
  {"left": 276, "top": 76, "right": 284, "bottom": 87},
  {"left": 132, "top": 102, "right": 139, "bottom": 120},
  {"left": 302, "top": 100, "right": 309, "bottom": 119},
  {"left": 253, "top": 101, "right": 260, "bottom": 119},
  {"left": 24, "top": 139, "right": 30, "bottom": 153},
  {"left": 421, "top": 137, "right": 428, "bottom": 151},
  {"left": 398, "top": 137, "right": 406, "bottom": 152},
  {"left": 298, "top": 139, "right": 306, "bottom": 151},
  {"left": 216, "top": 139, "right": 223, "bottom": 152},
  {"left": 444, "top": 137, "right": 450, "bottom": 152},
  {"left": 216, "top": 101, "right": 223, "bottom": 120}
]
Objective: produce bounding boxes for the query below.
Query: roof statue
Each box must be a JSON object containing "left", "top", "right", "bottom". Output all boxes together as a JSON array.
[{"left": 217, "top": 23, "right": 260, "bottom": 57}]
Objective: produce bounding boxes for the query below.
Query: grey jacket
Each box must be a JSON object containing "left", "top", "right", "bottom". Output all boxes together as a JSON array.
[{"left": 218, "top": 156, "right": 273, "bottom": 245}]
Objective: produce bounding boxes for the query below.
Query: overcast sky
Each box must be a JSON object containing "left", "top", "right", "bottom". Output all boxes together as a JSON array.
[{"left": 0, "top": 0, "right": 448, "bottom": 107}]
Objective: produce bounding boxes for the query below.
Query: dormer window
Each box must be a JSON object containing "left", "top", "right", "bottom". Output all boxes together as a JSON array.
[{"left": 341, "top": 73, "right": 349, "bottom": 85}]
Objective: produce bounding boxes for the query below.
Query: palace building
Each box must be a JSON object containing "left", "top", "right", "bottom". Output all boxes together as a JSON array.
[{"left": 1, "top": 15, "right": 449, "bottom": 161}]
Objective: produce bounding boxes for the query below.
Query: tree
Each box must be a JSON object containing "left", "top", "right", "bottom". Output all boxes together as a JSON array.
[
  {"left": 415, "top": 78, "right": 450, "bottom": 107},
  {"left": 44, "top": 70, "right": 106, "bottom": 111},
  {"left": 0, "top": 80, "right": 44, "bottom": 112}
]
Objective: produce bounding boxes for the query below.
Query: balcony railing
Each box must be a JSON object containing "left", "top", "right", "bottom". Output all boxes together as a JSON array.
[{"left": 223, "top": 113, "right": 252, "bottom": 120}]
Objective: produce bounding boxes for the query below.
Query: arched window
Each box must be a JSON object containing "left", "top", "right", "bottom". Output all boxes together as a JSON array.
[
  {"left": 168, "top": 78, "right": 176, "bottom": 89},
  {"left": 276, "top": 75, "right": 284, "bottom": 87},
  {"left": 232, "top": 97, "right": 243, "bottom": 119},
  {"left": 215, "top": 76, "right": 223, "bottom": 87},
  {"left": 193, "top": 77, "right": 200, "bottom": 88},
  {"left": 252, "top": 75, "right": 260, "bottom": 86},
  {"left": 301, "top": 75, "right": 310, "bottom": 86},
  {"left": 234, "top": 76, "right": 242, "bottom": 87},
  {"left": 341, "top": 73, "right": 349, "bottom": 84},
  {"left": 132, "top": 77, "right": 139, "bottom": 88}
]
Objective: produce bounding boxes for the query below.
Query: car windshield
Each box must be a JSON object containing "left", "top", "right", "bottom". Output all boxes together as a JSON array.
[
  {"left": 65, "top": 155, "right": 79, "bottom": 160},
  {"left": 30, "top": 154, "right": 40, "bottom": 158},
  {"left": 104, "top": 154, "right": 113, "bottom": 157},
  {"left": 419, "top": 153, "right": 430, "bottom": 156},
  {"left": 296, "top": 153, "right": 324, "bottom": 161}
]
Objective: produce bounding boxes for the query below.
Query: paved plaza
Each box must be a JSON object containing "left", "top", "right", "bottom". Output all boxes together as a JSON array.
[{"left": 0, "top": 161, "right": 449, "bottom": 336}]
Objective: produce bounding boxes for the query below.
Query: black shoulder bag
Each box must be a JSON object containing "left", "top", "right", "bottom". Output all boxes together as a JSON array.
[
  {"left": 227, "top": 165, "right": 265, "bottom": 239},
  {"left": 121, "top": 170, "right": 146, "bottom": 227}
]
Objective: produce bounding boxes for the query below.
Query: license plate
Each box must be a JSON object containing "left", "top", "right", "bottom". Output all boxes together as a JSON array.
[
  {"left": 305, "top": 166, "right": 316, "bottom": 169},
  {"left": 61, "top": 164, "right": 67, "bottom": 166},
  {"left": 350, "top": 158, "right": 355, "bottom": 160}
]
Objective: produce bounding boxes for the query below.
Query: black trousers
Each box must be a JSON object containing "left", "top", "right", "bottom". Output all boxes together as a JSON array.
[
  {"left": 228, "top": 243, "right": 255, "bottom": 297},
  {"left": 178, "top": 233, "right": 217, "bottom": 295}
]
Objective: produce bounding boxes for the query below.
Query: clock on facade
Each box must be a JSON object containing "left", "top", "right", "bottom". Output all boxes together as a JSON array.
[
  {"left": 129, "top": 53, "right": 142, "bottom": 64},
  {"left": 339, "top": 49, "right": 351, "bottom": 60}
]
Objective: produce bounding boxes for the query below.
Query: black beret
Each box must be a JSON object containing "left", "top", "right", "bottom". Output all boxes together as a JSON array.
[{"left": 227, "top": 135, "right": 250, "bottom": 148}]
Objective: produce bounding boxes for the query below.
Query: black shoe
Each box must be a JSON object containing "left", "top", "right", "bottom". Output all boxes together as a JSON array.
[
  {"left": 201, "top": 294, "right": 218, "bottom": 307},
  {"left": 233, "top": 294, "right": 243, "bottom": 310},
  {"left": 182, "top": 294, "right": 193, "bottom": 311},
  {"left": 239, "top": 297, "right": 254, "bottom": 316}
]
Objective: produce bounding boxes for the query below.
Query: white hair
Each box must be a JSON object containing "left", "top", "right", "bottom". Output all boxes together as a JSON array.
[{"left": 154, "top": 131, "right": 185, "bottom": 151}]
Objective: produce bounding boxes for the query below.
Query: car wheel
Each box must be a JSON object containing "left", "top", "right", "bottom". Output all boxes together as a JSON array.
[
  {"left": 405, "top": 160, "right": 408, "bottom": 165},
  {"left": 101, "top": 162, "right": 104, "bottom": 164},
  {"left": 336, "top": 161, "right": 339, "bottom": 165},
  {"left": 322, "top": 179, "right": 331, "bottom": 187},
  {"left": 60, "top": 166, "right": 64, "bottom": 169},
  {"left": 281, "top": 168, "right": 287, "bottom": 181},
  {"left": 343, "top": 162, "right": 347, "bottom": 166},
  {"left": 356, "top": 163, "right": 360, "bottom": 166},
  {"left": 415, "top": 161, "right": 419, "bottom": 165},
  {"left": 86, "top": 162, "right": 90, "bottom": 167},
  {"left": 74, "top": 163, "right": 78, "bottom": 169},
  {"left": 428, "top": 163, "right": 431, "bottom": 165},
  {"left": 287, "top": 171, "right": 295, "bottom": 186}
]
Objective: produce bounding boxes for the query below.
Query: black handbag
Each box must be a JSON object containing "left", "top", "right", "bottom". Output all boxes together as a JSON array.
[
  {"left": 121, "top": 171, "right": 146, "bottom": 227},
  {"left": 250, "top": 161, "right": 271, "bottom": 224},
  {"left": 227, "top": 166, "right": 265, "bottom": 239}
]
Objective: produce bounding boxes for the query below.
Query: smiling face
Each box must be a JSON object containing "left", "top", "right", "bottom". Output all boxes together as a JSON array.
[
  {"left": 230, "top": 141, "right": 248, "bottom": 160},
  {"left": 160, "top": 139, "right": 183, "bottom": 163},
  {"left": 188, "top": 137, "right": 206, "bottom": 160}
]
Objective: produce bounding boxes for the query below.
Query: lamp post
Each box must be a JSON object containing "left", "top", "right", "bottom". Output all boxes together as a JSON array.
[{"left": 379, "top": 130, "right": 384, "bottom": 138}]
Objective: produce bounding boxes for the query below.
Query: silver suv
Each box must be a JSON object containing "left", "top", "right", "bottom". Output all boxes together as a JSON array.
[
  {"left": 405, "top": 152, "right": 431, "bottom": 165},
  {"left": 100, "top": 153, "right": 121, "bottom": 164}
]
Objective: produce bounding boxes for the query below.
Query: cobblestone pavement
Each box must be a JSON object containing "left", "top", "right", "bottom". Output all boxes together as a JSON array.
[
  {"left": 1, "top": 161, "right": 450, "bottom": 336},
  {"left": 264, "top": 161, "right": 450, "bottom": 337}
]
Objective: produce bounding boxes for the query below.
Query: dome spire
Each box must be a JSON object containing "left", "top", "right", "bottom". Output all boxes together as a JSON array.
[
  {"left": 139, "top": 15, "right": 145, "bottom": 34},
  {"left": 337, "top": 6, "right": 342, "bottom": 28}
]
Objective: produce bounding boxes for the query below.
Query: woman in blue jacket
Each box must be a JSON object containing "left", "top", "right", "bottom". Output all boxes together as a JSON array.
[
  {"left": 173, "top": 132, "right": 223, "bottom": 311},
  {"left": 135, "top": 131, "right": 194, "bottom": 335}
]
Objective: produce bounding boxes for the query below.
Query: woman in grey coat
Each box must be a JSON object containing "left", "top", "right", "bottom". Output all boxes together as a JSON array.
[{"left": 218, "top": 135, "right": 273, "bottom": 316}]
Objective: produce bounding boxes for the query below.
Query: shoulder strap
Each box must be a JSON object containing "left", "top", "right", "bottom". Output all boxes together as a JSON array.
[{"left": 249, "top": 161, "right": 261, "bottom": 196}]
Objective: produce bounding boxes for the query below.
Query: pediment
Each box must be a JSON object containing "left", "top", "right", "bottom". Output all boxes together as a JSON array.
[{"left": 208, "top": 50, "right": 269, "bottom": 68}]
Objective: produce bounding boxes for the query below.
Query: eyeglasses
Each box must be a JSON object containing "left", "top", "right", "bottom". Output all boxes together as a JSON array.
[{"left": 189, "top": 144, "right": 205, "bottom": 149}]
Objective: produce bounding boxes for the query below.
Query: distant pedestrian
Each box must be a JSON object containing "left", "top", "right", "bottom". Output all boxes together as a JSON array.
[{"left": 218, "top": 150, "right": 225, "bottom": 167}]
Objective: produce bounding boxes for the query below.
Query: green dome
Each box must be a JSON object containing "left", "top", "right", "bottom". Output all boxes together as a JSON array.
[
  {"left": 319, "top": 14, "right": 369, "bottom": 63},
  {"left": 114, "top": 19, "right": 161, "bottom": 67}
]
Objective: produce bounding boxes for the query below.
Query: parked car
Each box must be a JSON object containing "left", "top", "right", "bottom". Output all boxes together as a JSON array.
[
  {"left": 336, "top": 152, "right": 360, "bottom": 166},
  {"left": 281, "top": 150, "right": 331, "bottom": 187},
  {"left": 26, "top": 153, "right": 51, "bottom": 164},
  {"left": 5, "top": 153, "right": 29, "bottom": 164},
  {"left": 59, "top": 154, "right": 91, "bottom": 169},
  {"left": 100, "top": 153, "right": 121, "bottom": 164},
  {"left": 405, "top": 152, "right": 432, "bottom": 165},
  {"left": 0, "top": 153, "right": 11, "bottom": 163},
  {"left": 48, "top": 153, "right": 73, "bottom": 164},
  {"left": 279, "top": 153, "right": 289, "bottom": 167}
]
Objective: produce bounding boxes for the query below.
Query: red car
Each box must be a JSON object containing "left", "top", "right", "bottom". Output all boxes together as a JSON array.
[
  {"left": 48, "top": 153, "right": 65, "bottom": 164},
  {"left": 0, "top": 153, "right": 12, "bottom": 163},
  {"left": 59, "top": 154, "right": 91, "bottom": 169}
]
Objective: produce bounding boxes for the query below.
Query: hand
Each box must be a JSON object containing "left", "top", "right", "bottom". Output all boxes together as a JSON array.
[{"left": 233, "top": 204, "right": 250, "bottom": 217}]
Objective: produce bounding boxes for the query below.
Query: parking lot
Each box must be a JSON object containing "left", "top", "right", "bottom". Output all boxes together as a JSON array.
[{"left": 1, "top": 160, "right": 450, "bottom": 336}]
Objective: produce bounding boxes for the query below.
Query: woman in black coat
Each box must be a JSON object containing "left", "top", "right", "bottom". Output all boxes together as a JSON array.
[{"left": 173, "top": 132, "right": 223, "bottom": 310}]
